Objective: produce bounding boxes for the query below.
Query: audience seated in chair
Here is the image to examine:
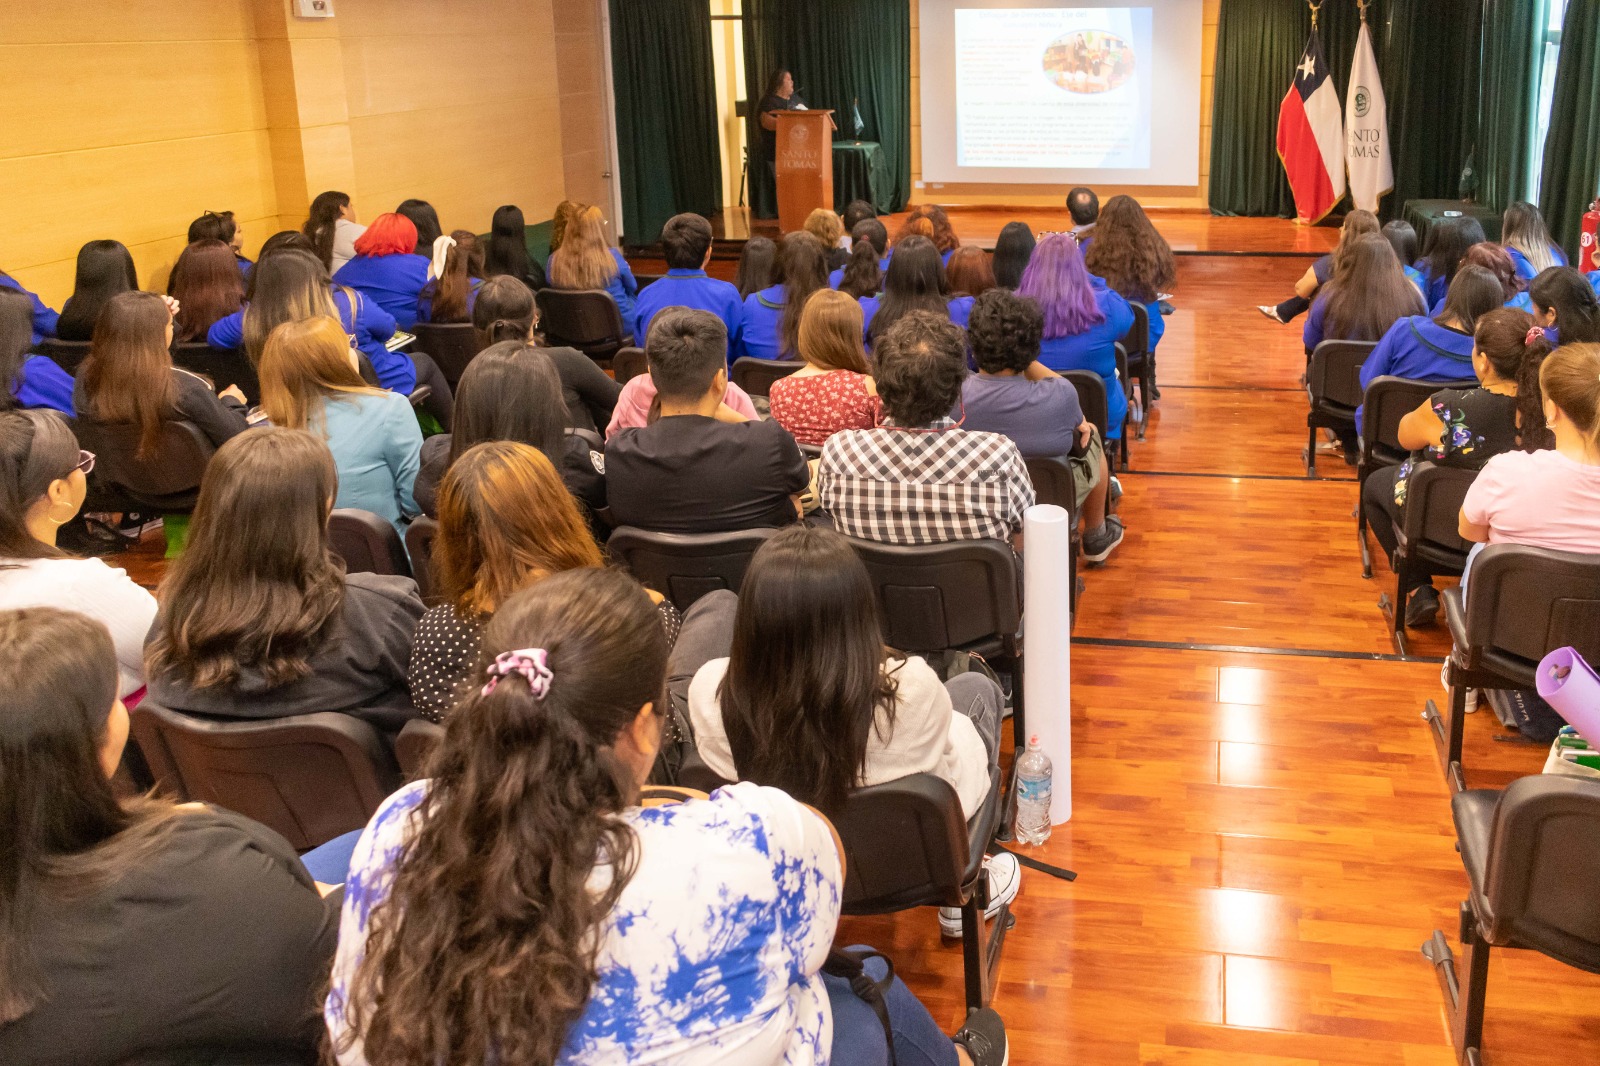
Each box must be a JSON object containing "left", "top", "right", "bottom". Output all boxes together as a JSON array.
[
  {"left": 0, "top": 289, "right": 73, "bottom": 414},
  {"left": 1501, "top": 201, "right": 1568, "bottom": 282},
  {"left": 145, "top": 427, "right": 423, "bottom": 728},
  {"left": 303, "top": 189, "right": 367, "bottom": 274},
  {"left": 413, "top": 342, "right": 605, "bottom": 519},
  {"left": 1304, "top": 233, "right": 1427, "bottom": 354},
  {"left": 992, "top": 222, "right": 1036, "bottom": 292},
  {"left": 735, "top": 235, "right": 777, "bottom": 299},
  {"left": 866, "top": 234, "right": 953, "bottom": 345},
  {"left": 329, "top": 566, "right": 1008, "bottom": 1066},
  {"left": 546, "top": 204, "right": 638, "bottom": 325},
  {"left": 0, "top": 607, "right": 339, "bottom": 1066},
  {"left": 417, "top": 230, "right": 483, "bottom": 325},
  {"left": 1016, "top": 232, "right": 1135, "bottom": 441},
  {"left": 1361, "top": 309, "right": 1542, "bottom": 629},
  {"left": 962, "top": 288, "right": 1122, "bottom": 563},
  {"left": 1416, "top": 216, "right": 1487, "bottom": 311},
  {"left": 0, "top": 410, "right": 156, "bottom": 697},
  {"left": 836, "top": 220, "right": 889, "bottom": 298},
  {"left": 408, "top": 440, "right": 677, "bottom": 719},
  {"left": 736, "top": 231, "right": 829, "bottom": 361},
  {"left": 1458, "top": 241, "right": 1530, "bottom": 311},
  {"left": 820, "top": 311, "right": 1034, "bottom": 547},
  {"left": 606, "top": 308, "right": 807, "bottom": 533},
  {"left": 1529, "top": 266, "right": 1600, "bottom": 346},
  {"left": 806, "top": 206, "right": 851, "bottom": 272},
  {"left": 1381, "top": 219, "right": 1428, "bottom": 297},
  {"left": 944, "top": 247, "right": 995, "bottom": 329},
  {"left": 75, "top": 291, "right": 250, "bottom": 450},
  {"left": 1258, "top": 210, "right": 1379, "bottom": 325},
  {"left": 0, "top": 265, "right": 61, "bottom": 344},
  {"left": 631, "top": 212, "right": 743, "bottom": 343},
  {"left": 167, "top": 239, "right": 245, "bottom": 343},
  {"left": 394, "top": 198, "right": 442, "bottom": 256},
  {"left": 54, "top": 239, "right": 139, "bottom": 342},
  {"left": 1084, "top": 194, "right": 1176, "bottom": 357},
  {"left": 186, "top": 209, "right": 253, "bottom": 278},
  {"left": 472, "top": 275, "right": 621, "bottom": 434},
  {"left": 482, "top": 203, "right": 546, "bottom": 292},
  {"left": 259, "top": 316, "right": 421, "bottom": 535},
  {"left": 767, "top": 289, "right": 880, "bottom": 447},
  {"left": 332, "top": 212, "right": 432, "bottom": 330},
  {"left": 1066, "top": 186, "right": 1099, "bottom": 243}
]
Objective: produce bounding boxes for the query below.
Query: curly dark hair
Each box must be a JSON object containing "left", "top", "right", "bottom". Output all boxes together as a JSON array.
[
  {"left": 1082, "top": 194, "right": 1175, "bottom": 304},
  {"left": 967, "top": 289, "right": 1043, "bottom": 374},
  {"left": 873, "top": 310, "right": 967, "bottom": 426},
  {"left": 337, "top": 567, "right": 670, "bottom": 1066}
]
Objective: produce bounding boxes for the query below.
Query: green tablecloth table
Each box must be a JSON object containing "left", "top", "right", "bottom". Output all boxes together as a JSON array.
[
  {"left": 1402, "top": 199, "right": 1502, "bottom": 249},
  {"left": 833, "top": 140, "right": 894, "bottom": 215}
]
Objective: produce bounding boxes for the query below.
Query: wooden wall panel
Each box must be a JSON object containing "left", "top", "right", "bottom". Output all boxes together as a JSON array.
[{"left": 553, "top": 0, "right": 613, "bottom": 212}]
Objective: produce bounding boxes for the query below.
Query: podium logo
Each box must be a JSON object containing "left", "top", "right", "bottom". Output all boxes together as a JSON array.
[
  {"left": 791, "top": 123, "right": 812, "bottom": 144},
  {"left": 1353, "top": 87, "right": 1371, "bottom": 118}
]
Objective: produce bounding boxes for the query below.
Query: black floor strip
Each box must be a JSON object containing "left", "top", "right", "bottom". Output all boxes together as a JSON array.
[
  {"left": 1155, "top": 384, "right": 1306, "bottom": 394},
  {"left": 1073, "top": 635, "right": 1444, "bottom": 664},
  {"left": 1174, "top": 249, "right": 1325, "bottom": 259},
  {"left": 1118, "top": 468, "right": 1357, "bottom": 483}
]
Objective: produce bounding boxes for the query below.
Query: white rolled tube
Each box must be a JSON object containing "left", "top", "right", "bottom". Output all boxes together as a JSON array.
[{"left": 1022, "top": 503, "right": 1072, "bottom": 824}]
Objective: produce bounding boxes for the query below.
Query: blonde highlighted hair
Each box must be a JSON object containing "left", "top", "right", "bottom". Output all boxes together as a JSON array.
[
  {"left": 548, "top": 206, "right": 619, "bottom": 292},
  {"left": 259, "top": 316, "right": 383, "bottom": 431},
  {"left": 804, "top": 209, "right": 845, "bottom": 248}
]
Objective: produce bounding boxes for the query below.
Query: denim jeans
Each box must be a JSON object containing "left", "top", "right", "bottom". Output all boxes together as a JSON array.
[{"left": 826, "top": 948, "right": 960, "bottom": 1066}]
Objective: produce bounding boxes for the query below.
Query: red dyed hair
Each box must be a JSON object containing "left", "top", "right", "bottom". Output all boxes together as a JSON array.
[{"left": 353, "top": 213, "right": 418, "bottom": 258}]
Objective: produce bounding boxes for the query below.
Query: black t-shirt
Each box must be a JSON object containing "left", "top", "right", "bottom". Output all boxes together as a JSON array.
[
  {"left": 0, "top": 808, "right": 339, "bottom": 1066},
  {"left": 414, "top": 432, "right": 607, "bottom": 518},
  {"left": 605, "top": 414, "right": 809, "bottom": 533},
  {"left": 757, "top": 92, "right": 806, "bottom": 158},
  {"left": 1394, "top": 387, "right": 1520, "bottom": 507}
]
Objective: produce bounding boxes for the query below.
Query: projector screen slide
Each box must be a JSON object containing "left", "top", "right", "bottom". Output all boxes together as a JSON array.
[{"left": 920, "top": 0, "right": 1202, "bottom": 187}]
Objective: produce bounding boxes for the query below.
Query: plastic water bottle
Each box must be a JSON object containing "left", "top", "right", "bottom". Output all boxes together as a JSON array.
[{"left": 1014, "top": 735, "right": 1053, "bottom": 845}]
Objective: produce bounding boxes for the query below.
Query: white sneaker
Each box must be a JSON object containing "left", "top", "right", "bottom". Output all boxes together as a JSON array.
[
  {"left": 1257, "top": 304, "right": 1286, "bottom": 323},
  {"left": 939, "top": 852, "right": 1021, "bottom": 938},
  {"left": 1440, "top": 660, "right": 1479, "bottom": 713}
]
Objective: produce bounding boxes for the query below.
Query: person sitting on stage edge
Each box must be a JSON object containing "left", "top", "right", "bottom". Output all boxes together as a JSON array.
[
  {"left": 1258, "top": 210, "right": 1379, "bottom": 325},
  {"left": 736, "top": 231, "right": 829, "bottom": 362},
  {"left": 631, "top": 212, "right": 742, "bottom": 343}
]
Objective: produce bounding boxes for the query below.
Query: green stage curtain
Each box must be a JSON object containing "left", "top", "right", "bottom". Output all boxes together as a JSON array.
[
  {"left": 741, "top": 0, "right": 910, "bottom": 219},
  {"left": 1538, "top": 0, "right": 1600, "bottom": 256},
  {"left": 608, "top": 0, "right": 722, "bottom": 246},
  {"left": 1379, "top": 0, "right": 1482, "bottom": 218},
  {"left": 1475, "top": 0, "right": 1540, "bottom": 210}
]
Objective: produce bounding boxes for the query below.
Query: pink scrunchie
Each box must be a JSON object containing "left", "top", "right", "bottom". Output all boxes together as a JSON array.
[
  {"left": 1526, "top": 325, "right": 1548, "bottom": 346},
  {"left": 482, "top": 648, "right": 554, "bottom": 699}
]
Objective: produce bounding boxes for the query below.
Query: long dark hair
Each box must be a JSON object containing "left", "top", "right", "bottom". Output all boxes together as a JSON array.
[
  {"left": 240, "top": 250, "right": 339, "bottom": 365},
  {"left": 1381, "top": 220, "right": 1419, "bottom": 268},
  {"left": 0, "top": 290, "right": 34, "bottom": 410},
  {"left": 0, "top": 410, "right": 78, "bottom": 564},
  {"left": 1433, "top": 265, "right": 1504, "bottom": 335},
  {"left": 302, "top": 191, "right": 351, "bottom": 270},
  {"left": 338, "top": 567, "right": 668, "bottom": 1066},
  {"left": 734, "top": 237, "right": 776, "bottom": 299},
  {"left": 777, "top": 232, "right": 829, "bottom": 359},
  {"left": 55, "top": 241, "right": 137, "bottom": 341},
  {"left": 1422, "top": 217, "right": 1487, "bottom": 289},
  {"left": 448, "top": 343, "right": 571, "bottom": 466},
  {"left": 1472, "top": 308, "right": 1549, "bottom": 451},
  {"left": 146, "top": 428, "right": 345, "bottom": 690},
  {"left": 484, "top": 205, "right": 533, "bottom": 282},
  {"left": 425, "top": 231, "right": 480, "bottom": 324},
  {"left": 1530, "top": 266, "right": 1600, "bottom": 344},
  {"left": 869, "top": 235, "right": 948, "bottom": 342},
  {"left": 992, "top": 222, "right": 1037, "bottom": 290},
  {"left": 838, "top": 239, "right": 883, "bottom": 299},
  {"left": 719, "top": 526, "right": 900, "bottom": 814},
  {"left": 77, "top": 292, "right": 179, "bottom": 459},
  {"left": 472, "top": 275, "right": 537, "bottom": 346},
  {"left": 396, "top": 199, "right": 442, "bottom": 253},
  {"left": 0, "top": 607, "right": 175, "bottom": 1025},
  {"left": 168, "top": 239, "right": 245, "bottom": 342},
  {"left": 1083, "top": 194, "right": 1176, "bottom": 303},
  {"left": 1321, "top": 235, "right": 1425, "bottom": 342}
]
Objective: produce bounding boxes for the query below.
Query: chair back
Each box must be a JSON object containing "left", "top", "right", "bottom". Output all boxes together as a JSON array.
[
  {"left": 1482, "top": 774, "right": 1600, "bottom": 971},
  {"left": 1307, "top": 340, "right": 1377, "bottom": 417},
  {"left": 1023, "top": 454, "right": 1078, "bottom": 520},
  {"left": 1397, "top": 461, "right": 1477, "bottom": 570},
  {"left": 535, "top": 289, "right": 630, "bottom": 363},
  {"left": 845, "top": 536, "right": 1021, "bottom": 653},
  {"left": 171, "top": 345, "right": 260, "bottom": 405},
  {"left": 1362, "top": 375, "right": 1474, "bottom": 470},
  {"left": 1063, "top": 370, "right": 1108, "bottom": 437},
  {"left": 404, "top": 515, "right": 441, "bottom": 604},
  {"left": 329, "top": 509, "right": 411, "bottom": 577},
  {"left": 606, "top": 526, "right": 777, "bottom": 610},
  {"left": 833, "top": 773, "right": 973, "bottom": 913},
  {"left": 409, "top": 323, "right": 482, "bottom": 389},
  {"left": 1121, "top": 302, "right": 1149, "bottom": 363},
  {"left": 730, "top": 356, "right": 802, "bottom": 398},
  {"left": 1462, "top": 544, "right": 1600, "bottom": 683},
  {"left": 35, "top": 338, "right": 92, "bottom": 375},
  {"left": 612, "top": 345, "right": 648, "bottom": 384},
  {"left": 128, "top": 702, "right": 399, "bottom": 850},
  {"left": 395, "top": 718, "right": 445, "bottom": 779},
  {"left": 72, "top": 418, "right": 215, "bottom": 510}
]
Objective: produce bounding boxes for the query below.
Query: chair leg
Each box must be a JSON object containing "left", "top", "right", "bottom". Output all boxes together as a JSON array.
[
  {"left": 1423, "top": 668, "right": 1469, "bottom": 792},
  {"left": 1422, "top": 905, "right": 1489, "bottom": 1065},
  {"left": 1357, "top": 489, "right": 1373, "bottom": 579},
  {"left": 1305, "top": 425, "right": 1318, "bottom": 478},
  {"left": 1382, "top": 558, "right": 1409, "bottom": 658},
  {"left": 1009, "top": 657, "right": 1026, "bottom": 753},
  {"left": 961, "top": 896, "right": 992, "bottom": 1013}
]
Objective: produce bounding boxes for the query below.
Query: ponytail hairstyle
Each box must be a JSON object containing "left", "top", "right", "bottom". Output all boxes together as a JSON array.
[
  {"left": 471, "top": 274, "right": 537, "bottom": 346},
  {"left": 0, "top": 410, "right": 80, "bottom": 564},
  {"left": 1529, "top": 266, "right": 1600, "bottom": 345},
  {"left": 1501, "top": 201, "right": 1563, "bottom": 275},
  {"left": 1538, "top": 343, "right": 1600, "bottom": 454},
  {"left": 302, "top": 191, "right": 351, "bottom": 270},
  {"left": 1472, "top": 308, "right": 1548, "bottom": 451},
  {"left": 838, "top": 237, "right": 883, "bottom": 300},
  {"left": 426, "top": 231, "right": 480, "bottom": 324},
  {"left": 338, "top": 567, "right": 669, "bottom": 1066}
]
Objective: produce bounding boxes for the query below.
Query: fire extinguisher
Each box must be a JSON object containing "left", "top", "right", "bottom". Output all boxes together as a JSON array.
[{"left": 1581, "top": 198, "right": 1600, "bottom": 273}]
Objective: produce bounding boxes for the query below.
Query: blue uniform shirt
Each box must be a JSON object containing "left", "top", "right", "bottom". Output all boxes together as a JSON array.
[
  {"left": 1356, "top": 315, "right": 1476, "bottom": 432},
  {"left": 1036, "top": 284, "right": 1135, "bottom": 440},
  {"left": 333, "top": 253, "right": 432, "bottom": 330},
  {"left": 606, "top": 248, "right": 639, "bottom": 327},
  {"left": 737, "top": 284, "right": 791, "bottom": 361},
  {"left": 1587, "top": 270, "right": 1600, "bottom": 298},
  {"left": 208, "top": 288, "right": 412, "bottom": 394},
  {"left": 0, "top": 274, "right": 61, "bottom": 344},
  {"left": 633, "top": 269, "right": 743, "bottom": 343},
  {"left": 11, "top": 355, "right": 75, "bottom": 415},
  {"left": 1507, "top": 245, "right": 1568, "bottom": 282}
]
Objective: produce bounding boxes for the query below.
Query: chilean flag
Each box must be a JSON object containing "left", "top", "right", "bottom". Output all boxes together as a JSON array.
[{"left": 1276, "top": 29, "right": 1345, "bottom": 224}]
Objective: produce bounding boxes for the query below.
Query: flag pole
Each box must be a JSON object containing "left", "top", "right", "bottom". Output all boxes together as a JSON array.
[{"left": 1308, "top": 0, "right": 1321, "bottom": 30}]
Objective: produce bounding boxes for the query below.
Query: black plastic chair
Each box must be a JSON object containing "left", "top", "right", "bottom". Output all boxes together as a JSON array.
[
  {"left": 1113, "top": 343, "right": 1133, "bottom": 468},
  {"left": 1304, "top": 340, "right": 1376, "bottom": 477},
  {"left": 1120, "top": 302, "right": 1154, "bottom": 441},
  {"left": 71, "top": 418, "right": 216, "bottom": 513},
  {"left": 35, "top": 338, "right": 92, "bottom": 375},
  {"left": 129, "top": 701, "right": 401, "bottom": 850},
  {"left": 1381, "top": 462, "right": 1477, "bottom": 657},
  {"left": 1423, "top": 544, "right": 1600, "bottom": 791},
  {"left": 730, "top": 356, "right": 802, "bottom": 398},
  {"left": 611, "top": 345, "right": 648, "bottom": 384},
  {"left": 1022, "top": 454, "right": 1080, "bottom": 622},
  {"left": 606, "top": 526, "right": 778, "bottom": 611},
  {"left": 395, "top": 717, "right": 445, "bottom": 779},
  {"left": 329, "top": 508, "right": 411, "bottom": 577},
  {"left": 1423, "top": 774, "right": 1600, "bottom": 1064},
  {"left": 844, "top": 536, "right": 1025, "bottom": 749},
  {"left": 409, "top": 323, "right": 482, "bottom": 390},
  {"left": 1357, "top": 375, "right": 1474, "bottom": 576},
  {"left": 535, "top": 289, "right": 632, "bottom": 365},
  {"left": 1063, "top": 370, "right": 1109, "bottom": 456},
  {"left": 404, "top": 516, "right": 441, "bottom": 605}
]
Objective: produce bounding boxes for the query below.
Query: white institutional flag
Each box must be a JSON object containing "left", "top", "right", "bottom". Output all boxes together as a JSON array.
[{"left": 1345, "top": 21, "right": 1392, "bottom": 212}]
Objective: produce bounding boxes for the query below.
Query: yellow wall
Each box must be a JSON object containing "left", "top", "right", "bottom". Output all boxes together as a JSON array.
[{"left": 1, "top": 0, "right": 592, "bottom": 309}]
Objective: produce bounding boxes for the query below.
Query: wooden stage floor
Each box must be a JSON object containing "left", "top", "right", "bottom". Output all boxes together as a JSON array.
[{"left": 116, "top": 222, "right": 1593, "bottom": 1064}]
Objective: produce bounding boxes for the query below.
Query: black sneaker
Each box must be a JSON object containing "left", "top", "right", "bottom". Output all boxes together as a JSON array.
[
  {"left": 1081, "top": 516, "right": 1125, "bottom": 566},
  {"left": 1405, "top": 585, "right": 1441, "bottom": 629},
  {"left": 954, "top": 1007, "right": 1009, "bottom": 1066}
]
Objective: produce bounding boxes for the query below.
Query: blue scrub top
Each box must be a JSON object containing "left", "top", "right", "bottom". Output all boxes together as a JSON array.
[
  {"left": 1587, "top": 270, "right": 1600, "bottom": 298},
  {"left": 736, "top": 284, "right": 791, "bottom": 361},
  {"left": 948, "top": 295, "right": 974, "bottom": 330},
  {"left": 1035, "top": 284, "right": 1134, "bottom": 439},
  {"left": 0, "top": 274, "right": 61, "bottom": 345},
  {"left": 208, "top": 288, "right": 412, "bottom": 394},
  {"left": 333, "top": 253, "right": 432, "bottom": 330},
  {"left": 1507, "top": 245, "right": 1568, "bottom": 282},
  {"left": 1356, "top": 314, "right": 1476, "bottom": 432},
  {"left": 633, "top": 269, "right": 743, "bottom": 344},
  {"left": 605, "top": 248, "right": 638, "bottom": 327},
  {"left": 12, "top": 355, "right": 75, "bottom": 415}
]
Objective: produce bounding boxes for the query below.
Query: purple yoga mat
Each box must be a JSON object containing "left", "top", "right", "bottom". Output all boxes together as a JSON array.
[{"left": 1537, "top": 647, "right": 1600, "bottom": 743}]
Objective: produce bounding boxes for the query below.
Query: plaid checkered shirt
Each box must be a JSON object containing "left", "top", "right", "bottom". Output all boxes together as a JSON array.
[{"left": 818, "top": 418, "right": 1037, "bottom": 544}]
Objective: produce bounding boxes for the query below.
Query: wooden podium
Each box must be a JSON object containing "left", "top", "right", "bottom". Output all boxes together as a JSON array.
[{"left": 775, "top": 109, "right": 835, "bottom": 233}]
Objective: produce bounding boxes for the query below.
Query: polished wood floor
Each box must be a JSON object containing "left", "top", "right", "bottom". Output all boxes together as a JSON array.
[{"left": 115, "top": 232, "right": 1594, "bottom": 1063}]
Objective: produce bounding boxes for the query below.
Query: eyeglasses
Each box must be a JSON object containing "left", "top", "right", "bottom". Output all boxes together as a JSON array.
[{"left": 74, "top": 450, "right": 95, "bottom": 476}]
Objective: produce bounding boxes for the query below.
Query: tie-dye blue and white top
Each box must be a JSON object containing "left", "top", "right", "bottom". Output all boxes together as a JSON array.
[{"left": 326, "top": 780, "right": 843, "bottom": 1065}]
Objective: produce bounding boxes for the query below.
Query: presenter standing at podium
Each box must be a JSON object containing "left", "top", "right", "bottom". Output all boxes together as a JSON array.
[{"left": 755, "top": 69, "right": 806, "bottom": 219}]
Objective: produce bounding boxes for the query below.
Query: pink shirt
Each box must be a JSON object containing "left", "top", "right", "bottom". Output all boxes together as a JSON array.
[
  {"left": 605, "top": 375, "right": 760, "bottom": 440},
  {"left": 1463, "top": 449, "right": 1600, "bottom": 553}
]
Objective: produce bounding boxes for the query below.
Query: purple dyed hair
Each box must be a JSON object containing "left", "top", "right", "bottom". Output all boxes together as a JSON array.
[{"left": 1016, "top": 233, "right": 1105, "bottom": 338}]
